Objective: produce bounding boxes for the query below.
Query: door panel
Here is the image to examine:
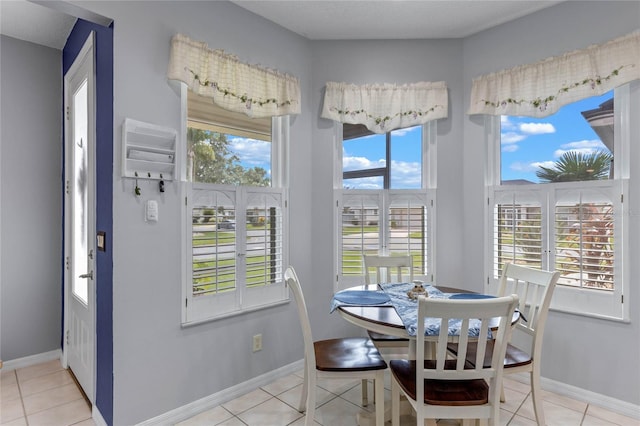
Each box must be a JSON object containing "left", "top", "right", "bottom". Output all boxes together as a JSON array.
[{"left": 64, "top": 31, "right": 95, "bottom": 404}]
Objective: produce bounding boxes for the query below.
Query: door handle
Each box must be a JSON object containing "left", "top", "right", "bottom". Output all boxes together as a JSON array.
[{"left": 79, "top": 271, "right": 94, "bottom": 280}]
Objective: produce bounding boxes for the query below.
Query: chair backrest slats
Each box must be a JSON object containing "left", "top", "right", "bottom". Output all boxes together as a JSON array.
[
  {"left": 363, "top": 254, "right": 413, "bottom": 284},
  {"left": 497, "top": 263, "right": 560, "bottom": 354},
  {"left": 415, "top": 295, "right": 519, "bottom": 389}
]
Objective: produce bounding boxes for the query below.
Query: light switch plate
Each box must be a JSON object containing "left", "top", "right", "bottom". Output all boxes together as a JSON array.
[{"left": 146, "top": 200, "right": 158, "bottom": 222}]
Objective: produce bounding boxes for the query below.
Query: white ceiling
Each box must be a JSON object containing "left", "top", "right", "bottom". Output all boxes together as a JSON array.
[
  {"left": 0, "top": 0, "right": 77, "bottom": 49},
  {"left": 0, "top": 0, "right": 564, "bottom": 50},
  {"left": 231, "top": 0, "right": 564, "bottom": 40}
]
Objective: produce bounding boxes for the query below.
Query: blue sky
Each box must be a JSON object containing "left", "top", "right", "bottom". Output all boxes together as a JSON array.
[
  {"left": 500, "top": 91, "right": 613, "bottom": 183},
  {"left": 225, "top": 90, "right": 613, "bottom": 187},
  {"left": 228, "top": 136, "right": 272, "bottom": 178}
]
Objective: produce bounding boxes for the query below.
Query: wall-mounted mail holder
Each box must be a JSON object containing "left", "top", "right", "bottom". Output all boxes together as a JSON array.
[{"left": 122, "top": 118, "right": 177, "bottom": 181}]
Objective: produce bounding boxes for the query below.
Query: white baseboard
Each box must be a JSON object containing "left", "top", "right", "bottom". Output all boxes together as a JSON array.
[
  {"left": 93, "top": 405, "right": 108, "bottom": 426},
  {"left": 1, "top": 349, "right": 61, "bottom": 371},
  {"left": 509, "top": 373, "right": 640, "bottom": 420},
  {"left": 136, "top": 359, "right": 305, "bottom": 426}
]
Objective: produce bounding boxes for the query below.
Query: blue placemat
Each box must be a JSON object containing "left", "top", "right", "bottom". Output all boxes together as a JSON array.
[
  {"left": 333, "top": 290, "right": 391, "bottom": 305},
  {"left": 330, "top": 290, "right": 392, "bottom": 312},
  {"left": 449, "top": 293, "right": 495, "bottom": 300}
]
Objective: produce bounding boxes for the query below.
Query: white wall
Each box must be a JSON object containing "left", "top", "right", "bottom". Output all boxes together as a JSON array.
[
  {"left": 462, "top": 1, "right": 640, "bottom": 405},
  {"left": 0, "top": 35, "right": 63, "bottom": 361}
]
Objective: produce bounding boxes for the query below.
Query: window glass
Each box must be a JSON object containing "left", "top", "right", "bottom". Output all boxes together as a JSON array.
[
  {"left": 187, "top": 91, "right": 272, "bottom": 187},
  {"left": 187, "top": 125, "right": 271, "bottom": 187},
  {"left": 343, "top": 133, "right": 386, "bottom": 173},
  {"left": 342, "top": 124, "right": 422, "bottom": 189},
  {"left": 390, "top": 127, "right": 422, "bottom": 189},
  {"left": 501, "top": 91, "right": 613, "bottom": 184}
]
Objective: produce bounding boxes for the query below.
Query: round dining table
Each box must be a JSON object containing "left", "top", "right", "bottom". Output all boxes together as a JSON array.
[{"left": 336, "top": 283, "right": 481, "bottom": 340}]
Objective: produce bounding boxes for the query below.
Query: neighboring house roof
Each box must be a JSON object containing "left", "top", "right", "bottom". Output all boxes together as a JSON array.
[
  {"left": 581, "top": 98, "right": 614, "bottom": 153},
  {"left": 501, "top": 179, "right": 536, "bottom": 185}
]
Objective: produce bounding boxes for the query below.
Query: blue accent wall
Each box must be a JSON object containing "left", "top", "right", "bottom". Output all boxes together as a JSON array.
[{"left": 63, "top": 19, "right": 114, "bottom": 426}]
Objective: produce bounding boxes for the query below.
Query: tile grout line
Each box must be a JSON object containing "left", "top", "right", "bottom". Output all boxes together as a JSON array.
[
  {"left": 579, "top": 403, "right": 589, "bottom": 426},
  {"left": 506, "top": 390, "right": 531, "bottom": 425},
  {"left": 14, "top": 369, "right": 30, "bottom": 426}
]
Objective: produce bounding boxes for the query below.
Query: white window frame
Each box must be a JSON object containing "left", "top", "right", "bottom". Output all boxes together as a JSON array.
[
  {"left": 485, "top": 84, "right": 633, "bottom": 322},
  {"left": 334, "top": 121, "right": 437, "bottom": 291},
  {"left": 179, "top": 83, "right": 290, "bottom": 326}
]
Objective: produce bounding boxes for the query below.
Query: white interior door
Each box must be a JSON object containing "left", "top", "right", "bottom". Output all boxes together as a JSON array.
[{"left": 64, "top": 32, "right": 96, "bottom": 404}]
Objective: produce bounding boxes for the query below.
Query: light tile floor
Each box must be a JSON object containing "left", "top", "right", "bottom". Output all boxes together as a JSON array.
[{"left": 1, "top": 360, "right": 637, "bottom": 426}]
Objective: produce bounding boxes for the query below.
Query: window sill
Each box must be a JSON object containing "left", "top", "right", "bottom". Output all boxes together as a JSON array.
[
  {"left": 181, "top": 298, "right": 290, "bottom": 328},
  {"left": 549, "top": 306, "right": 630, "bottom": 324}
]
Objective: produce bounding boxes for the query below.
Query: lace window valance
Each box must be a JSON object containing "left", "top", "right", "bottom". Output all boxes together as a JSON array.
[
  {"left": 468, "top": 31, "right": 639, "bottom": 117},
  {"left": 167, "top": 34, "right": 300, "bottom": 118},
  {"left": 321, "top": 81, "right": 448, "bottom": 134}
]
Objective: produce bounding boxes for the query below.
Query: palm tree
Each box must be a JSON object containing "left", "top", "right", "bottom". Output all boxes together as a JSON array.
[{"left": 536, "top": 150, "right": 612, "bottom": 183}]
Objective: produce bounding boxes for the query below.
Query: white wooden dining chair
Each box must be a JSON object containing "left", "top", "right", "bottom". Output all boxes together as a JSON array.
[
  {"left": 361, "top": 254, "right": 413, "bottom": 405},
  {"left": 363, "top": 254, "right": 414, "bottom": 287},
  {"left": 284, "top": 266, "right": 387, "bottom": 426},
  {"left": 448, "top": 263, "right": 560, "bottom": 426},
  {"left": 391, "top": 294, "right": 519, "bottom": 426}
]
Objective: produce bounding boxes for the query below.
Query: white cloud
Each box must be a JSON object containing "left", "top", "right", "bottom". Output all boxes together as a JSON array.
[
  {"left": 510, "top": 160, "right": 555, "bottom": 173},
  {"left": 390, "top": 125, "right": 420, "bottom": 137},
  {"left": 341, "top": 158, "right": 420, "bottom": 189},
  {"left": 229, "top": 137, "right": 271, "bottom": 166},
  {"left": 554, "top": 148, "right": 598, "bottom": 157},
  {"left": 519, "top": 122, "right": 555, "bottom": 134},
  {"left": 552, "top": 139, "right": 610, "bottom": 158},
  {"left": 344, "top": 176, "right": 383, "bottom": 190},
  {"left": 530, "top": 160, "right": 556, "bottom": 170},
  {"left": 501, "top": 132, "right": 527, "bottom": 144},
  {"left": 559, "top": 139, "right": 607, "bottom": 150},
  {"left": 390, "top": 160, "right": 421, "bottom": 188},
  {"left": 500, "top": 116, "right": 515, "bottom": 130},
  {"left": 502, "top": 144, "right": 519, "bottom": 153},
  {"left": 343, "top": 155, "right": 385, "bottom": 171}
]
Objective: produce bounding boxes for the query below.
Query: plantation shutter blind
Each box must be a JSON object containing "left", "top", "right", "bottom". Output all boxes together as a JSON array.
[
  {"left": 339, "top": 192, "right": 383, "bottom": 279},
  {"left": 553, "top": 187, "right": 616, "bottom": 290},
  {"left": 190, "top": 187, "right": 237, "bottom": 297},
  {"left": 492, "top": 190, "right": 545, "bottom": 277},
  {"left": 387, "top": 192, "right": 430, "bottom": 278},
  {"left": 244, "top": 189, "right": 284, "bottom": 289}
]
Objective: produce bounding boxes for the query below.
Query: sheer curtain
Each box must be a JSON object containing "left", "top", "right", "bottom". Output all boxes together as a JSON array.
[
  {"left": 322, "top": 81, "right": 448, "bottom": 134},
  {"left": 468, "top": 31, "right": 639, "bottom": 117},
  {"left": 167, "top": 34, "right": 300, "bottom": 118}
]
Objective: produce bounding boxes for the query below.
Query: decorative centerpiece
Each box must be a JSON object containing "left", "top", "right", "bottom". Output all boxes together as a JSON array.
[{"left": 407, "top": 280, "right": 428, "bottom": 300}]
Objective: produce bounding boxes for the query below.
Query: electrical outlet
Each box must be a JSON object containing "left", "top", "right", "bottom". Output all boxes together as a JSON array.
[{"left": 252, "top": 334, "right": 262, "bottom": 352}]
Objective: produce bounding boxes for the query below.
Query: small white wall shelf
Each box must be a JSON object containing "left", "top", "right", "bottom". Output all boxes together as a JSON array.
[{"left": 122, "top": 118, "right": 177, "bottom": 180}]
